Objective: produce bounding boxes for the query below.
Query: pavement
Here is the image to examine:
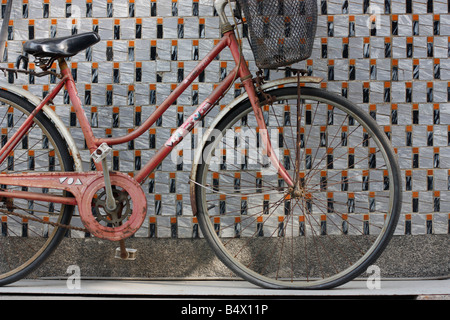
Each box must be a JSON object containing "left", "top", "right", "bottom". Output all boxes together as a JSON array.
[
  {"left": 0, "top": 278, "right": 449, "bottom": 300},
  {"left": 0, "top": 278, "right": 448, "bottom": 317}
]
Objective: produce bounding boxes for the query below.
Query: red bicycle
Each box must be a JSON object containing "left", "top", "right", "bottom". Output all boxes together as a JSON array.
[{"left": 0, "top": 0, "right": 401, "bottom": 289}]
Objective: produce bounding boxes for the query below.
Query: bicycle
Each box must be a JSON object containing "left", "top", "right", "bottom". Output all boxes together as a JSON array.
[{"left": 0, "top": 0, "right": 401, "bottom": 289}]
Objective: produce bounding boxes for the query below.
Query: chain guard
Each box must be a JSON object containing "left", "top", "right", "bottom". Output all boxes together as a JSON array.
[{"left": 78, "top": 173, "right": 147, "bottom": 241}]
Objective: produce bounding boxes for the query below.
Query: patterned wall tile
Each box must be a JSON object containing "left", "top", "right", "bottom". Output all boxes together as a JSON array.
[{"left": 0, "top": 0, "right": 450, "bottom": 237}]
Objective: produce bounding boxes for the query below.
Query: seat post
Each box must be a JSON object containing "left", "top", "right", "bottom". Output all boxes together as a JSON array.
[{"left": 57, "top": 57, "right": 69, "bottom": 74}]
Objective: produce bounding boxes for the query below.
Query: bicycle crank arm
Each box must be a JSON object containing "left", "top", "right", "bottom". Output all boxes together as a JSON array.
[{"left": 91, "top": 143, "right": 117, "bottom": 211}]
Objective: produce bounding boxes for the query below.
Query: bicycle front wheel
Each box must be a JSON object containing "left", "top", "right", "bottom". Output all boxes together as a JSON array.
[
  {"left": 0, "top": 89, "right": 74, "bottom": 286},
  {"left": 195, "top": 86, "right": 401, "bottom": 289}
]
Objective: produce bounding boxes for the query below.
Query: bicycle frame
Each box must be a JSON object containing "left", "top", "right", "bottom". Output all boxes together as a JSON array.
[{"left": 0, "top": 15, "right": 294, "bottom": 207}]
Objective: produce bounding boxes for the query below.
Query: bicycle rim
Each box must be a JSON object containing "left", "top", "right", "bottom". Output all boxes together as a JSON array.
[
  {"left": 0, "top": 90, "right": 74, "bottom": 286},
  {"left": 195, "top": 87, "right": 401, "bottom": 289}
]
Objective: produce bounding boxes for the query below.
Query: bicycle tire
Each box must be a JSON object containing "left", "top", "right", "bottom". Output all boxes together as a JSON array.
[
  {"left": 0, "top": 89, "right": 74, "bottom": 286},
  {"left": 195, "top": 86, "right": 401, "bottom": 289}
]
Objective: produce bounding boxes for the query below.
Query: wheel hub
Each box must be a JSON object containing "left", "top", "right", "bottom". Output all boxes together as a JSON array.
[{"left": 288, "top": 179, "right": 306, "bottom": 199}]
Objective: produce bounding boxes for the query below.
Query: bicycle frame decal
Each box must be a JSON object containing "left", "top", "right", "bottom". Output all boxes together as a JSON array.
[{"left": 165, "top": 101, "right": 213, "bottom": 148}]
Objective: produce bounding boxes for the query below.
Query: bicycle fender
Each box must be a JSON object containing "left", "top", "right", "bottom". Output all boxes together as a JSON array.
[
  {"left": 0, "top": 83, "right": 83, "bottom": 172},
  {"left": 189, "top": 76, "right": 322, "bottom": 215}
]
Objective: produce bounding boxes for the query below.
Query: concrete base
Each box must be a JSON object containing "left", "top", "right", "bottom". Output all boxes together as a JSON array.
[
  {"left": 29, "top": 234, "right": 449, "bottom": 280},
  {"left": 0, "top": 279, "right": 449, "bottom": 299}
]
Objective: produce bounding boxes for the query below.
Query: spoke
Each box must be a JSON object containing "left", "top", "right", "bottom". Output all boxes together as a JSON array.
[{"left": 197, "top": 87, "right": 399, "bottom": 288}]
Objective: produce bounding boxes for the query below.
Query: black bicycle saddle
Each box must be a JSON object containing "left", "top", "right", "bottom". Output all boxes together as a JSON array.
[{"left": 23, "top": 32, "right": 101, "bottom": 58}]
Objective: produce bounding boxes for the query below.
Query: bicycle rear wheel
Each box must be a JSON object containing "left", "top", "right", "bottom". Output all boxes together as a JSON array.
[
  {"left": 195, "top": 86, "right": 401, "bottom": 289},
  {"left": 0, "top": 89, "right": 74, "bottom": 286}
]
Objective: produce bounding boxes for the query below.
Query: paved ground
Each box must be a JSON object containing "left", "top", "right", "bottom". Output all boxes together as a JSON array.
[
  {"left": 0, "top": 278, "right": 447, "bottom": 317},
  {"left": 0, "top": 278, "right": 449, "bottom": 300}
]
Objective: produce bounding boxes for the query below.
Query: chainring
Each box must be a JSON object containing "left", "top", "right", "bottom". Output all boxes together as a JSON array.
[{"left": 78, "top": 173, "right": 147, "bottom": 241}]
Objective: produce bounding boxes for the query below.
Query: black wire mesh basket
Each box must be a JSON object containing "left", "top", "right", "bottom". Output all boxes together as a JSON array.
[{"left": 237, "top": 0, "right": 318, "bottom": 69}]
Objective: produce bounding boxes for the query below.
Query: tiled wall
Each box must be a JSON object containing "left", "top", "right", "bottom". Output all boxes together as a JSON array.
[{"left": 1, "top": 0, "right": 450, "bottom": 237}]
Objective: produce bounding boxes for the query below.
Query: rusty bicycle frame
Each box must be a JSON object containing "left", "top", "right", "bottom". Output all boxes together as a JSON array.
[{"left": 0, "top": 8, "right": 294, "bottom": 216}]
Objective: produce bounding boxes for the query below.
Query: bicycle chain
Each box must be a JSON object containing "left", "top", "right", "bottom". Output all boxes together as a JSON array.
[{"left": 0, "top": 207, "right": 88, "bottom": 233}]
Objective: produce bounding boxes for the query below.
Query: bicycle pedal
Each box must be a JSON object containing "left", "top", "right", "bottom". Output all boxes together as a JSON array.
[
  {"left": 91, "top": 142, "right": 112, "bottom": 163},
  {"left": 114, "top": 247, "right": 137, "bottom": 261}
]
